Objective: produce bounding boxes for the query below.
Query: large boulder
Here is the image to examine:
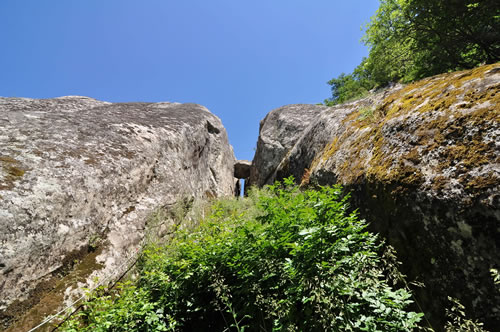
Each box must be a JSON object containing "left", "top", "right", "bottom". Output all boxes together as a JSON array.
[
  {"left": 0, "top": 97, "right": 236, "bottom": 330},
  {"left": 248, "top": 104, "right": 329, "bottom": 187},
  {"left": 234, "top": 159, "right": 251, "bottom": 179},
  {"left": 249, "top": 63, "right": 500, "bottom": 329}
]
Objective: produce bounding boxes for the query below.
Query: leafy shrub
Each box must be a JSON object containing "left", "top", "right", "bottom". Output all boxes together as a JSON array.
[
  {"left": 61, "top": 282, "right": 176, "bottom": 332},
  {"left": 62, "top": 178, "right": 423, "bottom": 331}
]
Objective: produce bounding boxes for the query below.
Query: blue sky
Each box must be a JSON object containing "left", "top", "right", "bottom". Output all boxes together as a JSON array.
[{"left": 0, "top": 0, "right": 379, "bottom": 160}]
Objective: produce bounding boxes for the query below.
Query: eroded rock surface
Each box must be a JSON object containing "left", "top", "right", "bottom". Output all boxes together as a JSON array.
[
  {"left": 248, "top": 104, "right": 329, "bottom": 187},
  {"left": 249, "top": 64, "right": 500, "bottom": 329},
  {"left": 0, "top": 97, "right": 236, "bottom": 329}
]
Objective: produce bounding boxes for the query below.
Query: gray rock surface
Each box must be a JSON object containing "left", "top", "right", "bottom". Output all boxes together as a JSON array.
[
  {"left": 249, "top": 64, "right": 500, "bottom": 329},
  {"left": 247, "top": 104, "right": 329, "bottom": 187},
  {"left": 0, "top": 96, "right": 236, "bottom": 329}
]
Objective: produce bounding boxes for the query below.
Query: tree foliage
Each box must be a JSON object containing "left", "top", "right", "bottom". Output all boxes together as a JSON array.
[
  {"left": 325, "top": 62, "right": 375, "bottom": 106},
  {"left": 325, "top": 0, "right": 500, "bottom": 105}
]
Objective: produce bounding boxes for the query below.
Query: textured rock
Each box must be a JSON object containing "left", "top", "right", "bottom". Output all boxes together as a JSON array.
[
  {"left": 0, "top": 96, "right": 236, "bottom": 329},
  {"left": 248, "top": 104, "right": 329, "bottom": 187},
  {"left": 249, "top": 64, "right": 500, "bottom": 329},
  {"left": 234, "top": 160, "right": 251, "bottom": 179}
]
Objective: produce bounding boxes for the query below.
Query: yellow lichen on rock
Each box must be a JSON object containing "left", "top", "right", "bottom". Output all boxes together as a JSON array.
[
  {"left": 312, "top": 63, "right": 499, "bottom": 190},
  {"left": 0, "top": 155, "right": 26, "bottom": 190},
  {"left": 377, "top": 63, "right": 499, "bottom": 120}
]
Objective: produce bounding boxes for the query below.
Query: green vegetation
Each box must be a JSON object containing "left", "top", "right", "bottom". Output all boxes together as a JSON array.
[
  {"left": 444, "top": 297, "right": 488, "bottom": 332},
  {"left": 325, "top": 0, "right": 499, "bottom": 105},
  {"left": 358, "top": 106, "right": 375, "bottom": 121},
  {"left": 61, "top": 179, "right": 424, "bottom": 331}
]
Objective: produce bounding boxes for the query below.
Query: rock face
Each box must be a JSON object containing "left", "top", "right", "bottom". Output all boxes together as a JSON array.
[
  {"left": 0, "top": 97, "right": 236, "bottom": 329},
  {"left": 249, "top": 104, "right": 330, "bottom": 187},
  {"left": 248, "top": 63, "right": 500, "bottom": 329}
]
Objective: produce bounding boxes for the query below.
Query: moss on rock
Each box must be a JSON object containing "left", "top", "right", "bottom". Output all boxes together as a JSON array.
[
  {"left": 0, "top": 155, "right": 26, "bottom": 191},
  {"left": 307, "top": 63, "right": 499, "bottom": 194}
]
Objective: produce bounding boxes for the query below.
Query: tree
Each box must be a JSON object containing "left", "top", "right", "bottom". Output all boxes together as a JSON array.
[
  {"left": 326, "top": 0, "right": 500, "bottom": 105},
  {"left": 369, "top": 0, "right": 500, "bottom": 80},
  {"left": 362, "top": 0, "right": 417, "bottom": 84},
  {"left": 325, "top": 58, "right": 375, "bottom": 105}
]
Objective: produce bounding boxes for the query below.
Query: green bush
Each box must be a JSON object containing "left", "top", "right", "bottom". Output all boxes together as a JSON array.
[
  {"left": 62, "top": 178, "right": 423, "bottom": 331},
  {"left": 61, "top": 282, "right": 175, "bottom": 332}
]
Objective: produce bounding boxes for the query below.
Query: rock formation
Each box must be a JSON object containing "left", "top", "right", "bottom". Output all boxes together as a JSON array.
[
  {"left": 248, "top": 63, "right": 500, "bottom": 329},
  {"left": 0, "top": 97, "right": 236, "bottom": 330},
  {"left": 234, "top": 160, "right": 251, "bottom": 179},
  {"left": 249, "top": 104, "right": 329, "bottom": 187}
]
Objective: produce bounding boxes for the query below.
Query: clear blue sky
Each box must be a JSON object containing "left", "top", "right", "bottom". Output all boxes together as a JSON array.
[{"left": 0, "top": 0, "right": 379, "bottom": 160}]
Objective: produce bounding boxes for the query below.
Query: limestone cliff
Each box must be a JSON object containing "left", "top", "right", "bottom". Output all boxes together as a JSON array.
[
  {"left": 248, "top": 63, "right": 500, "bottom": 329},
  {"left": 0, "top": 97, "right": 236, "bottom": 330}
]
